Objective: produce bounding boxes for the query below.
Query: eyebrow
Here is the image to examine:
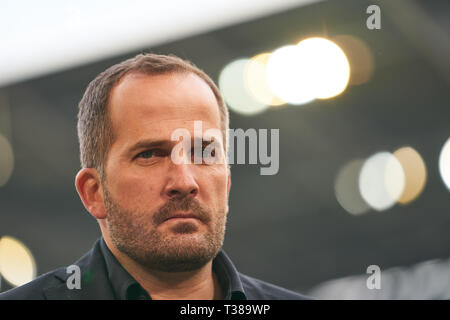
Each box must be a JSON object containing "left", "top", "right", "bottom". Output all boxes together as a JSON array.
[{"left": 126, "top": 139, "right": 171, "bottom": 155}]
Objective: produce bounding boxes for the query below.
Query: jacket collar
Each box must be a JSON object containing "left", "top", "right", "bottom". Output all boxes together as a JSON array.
[
  {"left": 43, "top": 239, "right": 115, "bottom": 300},
  {"left": 42, "top": 237, "right": 247, "bottom": 300}
]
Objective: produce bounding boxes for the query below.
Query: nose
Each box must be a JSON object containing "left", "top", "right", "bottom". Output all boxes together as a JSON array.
[{"left": 163, "top": 161, "right": 199, "bottom": 200}]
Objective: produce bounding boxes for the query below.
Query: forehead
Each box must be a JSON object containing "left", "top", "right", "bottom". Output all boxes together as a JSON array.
[{"left": 108, "top": 72, "right": 221, "bottom": 142}]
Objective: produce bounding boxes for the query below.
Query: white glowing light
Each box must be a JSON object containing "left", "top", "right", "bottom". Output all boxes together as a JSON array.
[
  {"left": 296, "top": 37, "right": 350, "bottom": 99},
  {"left": 359, "top": 152, "right": 405, "bottom": 211},
  {"left": 266, "top": 45, "right": 316, "bottom": 105},
  {"left": 265, "top": 38, "right": 350, "bottom": 105},
  {"left": 0, "top": 236, "right": 37, "bottom": 287},
  {"left": 439, "top": 138, "right": 450, "bottom": 191},
  {"left": 219, "top": 59, "right": 268, "bottom": 115}
]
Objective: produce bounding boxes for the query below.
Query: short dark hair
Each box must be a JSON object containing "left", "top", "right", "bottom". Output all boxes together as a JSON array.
[{"left": 77, "top": 53, "right": 229, "bottom": 178}]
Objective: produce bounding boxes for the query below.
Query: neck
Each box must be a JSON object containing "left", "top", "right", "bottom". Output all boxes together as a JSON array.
[{"left": 103, "top": 238, "right": 222, "bottom": 300}]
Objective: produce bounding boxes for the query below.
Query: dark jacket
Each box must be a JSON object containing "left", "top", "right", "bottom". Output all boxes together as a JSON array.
[{"left": 0, "top": 239, "right": 310, "bottom": 300}]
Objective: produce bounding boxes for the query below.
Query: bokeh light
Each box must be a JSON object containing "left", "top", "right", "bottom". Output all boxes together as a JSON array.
[
  {"left": 439, "top": 137, "right": 450, "bottom": 191},
  {"left": 265, "top": 38, "right": 350, "bottom": 105},
  {"left": 296, "top": 37, "right": 350, "bottom": 99},
  {"left": 359, "top": 152, "right": 405, "bottom": 211},
  {"left": 0, "top": 134, "right": 14, "bottom": 187},
  {"left": 219, "top": 58, "right": 268, "bottom": 115},
  {"left": 265, "top": 45, "right": 316, "bottom": 105},
  {"left": 393, "top": 146, "right": 427, "bottom": 204},
  {"left": 333, "top": 35, "right": 375, "bottom": 86},
  {"left": 244, "top": 52, "right": 285, "bottom": 107},
  {"left": 335, "top": 159, "right": 370, "bottom": 215},
  {"left": 0, "top": 236, "right": 37, "bottom": 287}
]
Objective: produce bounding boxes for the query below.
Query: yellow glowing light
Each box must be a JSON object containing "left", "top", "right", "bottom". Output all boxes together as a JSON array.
[
  {"left": 439, "top": 137, "right": 450, "bottom": 191},
  {"left": 244, "top": 53, "right": 285, "bottom": 107},
  {"left": 334, "top": 159, "right": 370, "bottom": 215},
  {"left": 393, "top": 146, "right": 427, "bottom": 204},
  {"left": 359, "top": 152, "right": 405, "bottom": 211},
  {"left": 0, "top": 236, "right": 37, "bottom": 287},
  {"left": 266, "top": 45, "right": 316, "bottom": 105},
  {"left": 296, "top": 37, "right": 350, "bottom": 99},
  {"left": 0, "top": 134, "right": 14, "bottom": 187},
  {"left": 219, "top": 58, "right": 268, "bottom": 115}
]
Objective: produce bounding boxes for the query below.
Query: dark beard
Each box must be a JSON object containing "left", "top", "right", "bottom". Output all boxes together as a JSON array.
[{"left": 102, "top": 185, "right": 227, "bottom": 272}]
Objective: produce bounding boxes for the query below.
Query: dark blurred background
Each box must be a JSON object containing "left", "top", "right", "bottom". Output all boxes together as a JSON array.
[{"left": 1, "top": 0, "right": 450, "bottom": 298}]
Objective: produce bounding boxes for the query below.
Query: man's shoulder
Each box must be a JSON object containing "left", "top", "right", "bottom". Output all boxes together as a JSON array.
[
  {"left": 0, "top": 238, "right": 110, "bottom": 300},
  {"left": 239, "top": 273, "right": 312, "bottom": 300},
  {"left": 0, "top": 267, "right": 66, "bottom": 300}
]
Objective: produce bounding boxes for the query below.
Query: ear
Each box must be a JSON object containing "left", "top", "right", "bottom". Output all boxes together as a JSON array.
[{"left": 75, "top": 168, "right": 106, "bottom": 219}]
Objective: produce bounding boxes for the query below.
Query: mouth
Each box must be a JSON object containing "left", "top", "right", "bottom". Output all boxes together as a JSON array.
[{"left": 163, "top": 212, "right": 200, "bottom": 222}]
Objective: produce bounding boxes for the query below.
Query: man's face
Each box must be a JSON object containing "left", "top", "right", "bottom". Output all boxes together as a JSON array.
[{"left": 101, "top": 72, "right": 230, "bottom": 272}]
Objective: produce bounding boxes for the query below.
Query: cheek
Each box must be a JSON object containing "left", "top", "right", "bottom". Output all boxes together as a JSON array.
[
  {"left": 108, "top": 170, "right": 159, "bottom": 208},
  {"left": 199, "top": 167, "right": 229, "bottom": 203}
]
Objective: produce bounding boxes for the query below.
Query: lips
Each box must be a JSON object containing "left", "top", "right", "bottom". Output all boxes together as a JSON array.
[{"left": 163, "top": 212, "right": 200, "bottom": 222}]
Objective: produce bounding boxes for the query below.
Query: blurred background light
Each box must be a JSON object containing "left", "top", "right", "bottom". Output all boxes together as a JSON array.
[
  {"left": 332, "top": 35, "right": 375, "bottom": 86},
  {"left": 265, "top": 38, "right": 350, "bottom": 105},
  {"left": 296, "top": 37, "right": 350, "bottom": 99},
  {"left": 359, "top": 151, "right": 405, "bottom": 211},
  {"left": 0, "top": 134, "right": 14, "bottom": 187},
  {"left": 266, "top": 45, "right": 316, "bottom": 105},
  {"left": 0, "top": 236, "right": 37, "bottom": 287},
  {"left": 219, "top": 59, "right": 269, "bottom": 115},
  {"left": 334, "top": 159, "right": 370, "bottom": 215},
  {"left": 393, "top": 146, "right": 427, "bottom": 204},
  {"left": 244, "top": 53, "right": 286, "bottom": 107},
  {"left": 439, "top": 137, "right": 450, "bottom": 191}
]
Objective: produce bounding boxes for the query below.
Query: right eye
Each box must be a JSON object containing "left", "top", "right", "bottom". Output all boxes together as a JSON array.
[
  {"left": 137, "top": 150, "right": 154, "bottom": 159},
  {"left": 135, "top": 149, "right": 169, "bottom": 161},
  {"left": 136, "top": 150, "right": 155, "bottom": 159}
]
